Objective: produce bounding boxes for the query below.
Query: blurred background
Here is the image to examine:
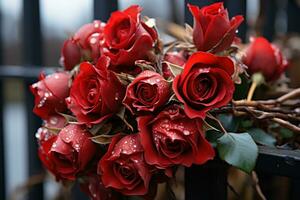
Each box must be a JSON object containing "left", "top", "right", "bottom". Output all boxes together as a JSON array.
[{"left": 0, "top": 0, "right": 300, "bottom": 200}]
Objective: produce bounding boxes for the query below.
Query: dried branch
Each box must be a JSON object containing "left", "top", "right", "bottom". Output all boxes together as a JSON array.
[
  {"left": 251, "top": 171, "right": 267, "bottom": 200},
  {"left": 271, "top": 118, "right": 300, "bottom": 133}
]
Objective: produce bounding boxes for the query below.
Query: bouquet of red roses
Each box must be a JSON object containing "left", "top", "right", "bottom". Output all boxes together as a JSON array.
[{"left": 31, "top": 2, "right": 295, "bottom": 199}]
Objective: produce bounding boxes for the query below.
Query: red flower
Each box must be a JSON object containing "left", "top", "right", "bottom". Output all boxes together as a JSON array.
[
  {"left": 188, "top": 2, "right": 243, "bottom": 53},
  {"left": 123, "top": 70, "right": 171, "bottom": 114},
  {"left": 30, "top": 72, "right": 70, "bottom": 120},
  {"left": 61, "top": 20, "right": 105, "bottom": 70},
  {"left": 243, "top": 37, "right": 288, "bottom": 81},
  {"left": 173, "top": 52, "right": 235, "bottom": 119},
  {"left": 38, "top": 124, "right": 97, "bottom": 181},
  {"left": 99, "top": 134, "right": 156, "bottom": 196},
  {"left": 138, "top": 105, "right": 215, "bottom": 172},
  {"left": 102, "top": 5, "right": 158, "bottom": 73},
  {"left": 66, "top": 56, "right": 125, "bottom": 126}
]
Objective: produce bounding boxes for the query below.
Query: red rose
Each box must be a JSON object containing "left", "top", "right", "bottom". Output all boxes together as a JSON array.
[
  {"left": 99, "top": 134, "right": 155, "bottom": 196},
  {"left": 66, "top": 56, "right": 125, "bottom": 125},
  {"left": 102, "top": 5, "right": 158, "bottom": 72},
  {"left": 138, "top": 105, "right": 215, "bottom": 171},
  {"left": 30, "top": 72, "right": 70, "bottom": 120},
  {"left": 188, "top": 3, "right": 243, "bottom": 53},
  {"left": 123, "top": 70, "right": 171, "bottom": 114},
  {"left": 173, "top": 52, "right": 235, "bottom": 119},
  {"left": 38, "top": 124, "right": 97, "bottom": 180},
  {"left": 61, "top": 20, "right": 105, "bottom": 70},
  {"left": 242, "top": 37, "right": 288, "bottom": 81},
  {"left": 164, "top": 51, "right": 187, "bottom": 67},
  {"left": 80, "top": 175, "right": 120, "bottom": 200}
]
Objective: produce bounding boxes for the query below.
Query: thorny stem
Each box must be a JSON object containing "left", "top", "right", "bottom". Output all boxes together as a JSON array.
[{"left": 211, "top": 87, "right": 300, "bottom": 133}]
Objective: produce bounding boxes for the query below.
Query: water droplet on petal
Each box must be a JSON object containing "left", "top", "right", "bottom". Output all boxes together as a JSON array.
[
  {"left": 183, "top": 130, "right": 190, "bottom": 135},
  {"left": 74, "top": 144, "right": 80, "bottom": 151},
  {"left": 35, "top": 128, "right": 42, "bottom": 139},
  {"left": 49, "top": 116, "right": 58, "bottom": 125}
]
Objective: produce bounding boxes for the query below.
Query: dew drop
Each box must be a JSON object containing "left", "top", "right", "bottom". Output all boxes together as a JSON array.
[
  {"left": 183, "top": 130, "right": 190, "bottom": 135},
  {"left": 90, "top": 37, "right": 97, "bottom": 44},
  {"left": 49, "top": 116, "right": 58, "bottom": 125},
  {"left": 74, "top": 144, "right": 80, "bottom": 151},
  {"left": 35, "top": 128, "right": 42, "bottom": 139}
]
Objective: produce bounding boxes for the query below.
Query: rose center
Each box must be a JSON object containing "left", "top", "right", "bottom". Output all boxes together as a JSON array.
[
  {"left": 165, "top": 138, "right": 182, "bottom": 153},
  {"left": 136, "top": 83, "right": 157, "bottom": 104},
  {"left": 194, "top": 75, "right": 212, "bottom": 98},
  {"left": 114, "top": 19, "right": 131, "bottom": 45}
]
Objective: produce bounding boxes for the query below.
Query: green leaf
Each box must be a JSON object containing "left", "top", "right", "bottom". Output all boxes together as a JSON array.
[
  {"left": 116, "top": 107, "right": 134, "bottom": 131},
  {"left": 164, "top": 61, "right": 183, "bottom": 77},
  {"left": 91, "top": 134, "right": 114, "bottom": 145},
  {"left": 218, "top": 114, "right": 240, "bottom": 132},
  {"left": 89, "top": 123, "right": 112, "bottom": 136},
  {"left": 240, "top": 120, "right": 253, "bottom": 129},
  {"left": 58, "top": 113, "right": 77, "bottom": 123},
  {"left": 279, "top": 128, "right": 294, "bottom": 139},
  {"left": 248, "top": 128, "right": 276, "bottom": 147},
  {"left": 217, "top": 132, "right": 258, "bottom": 173},
  {"left": 205, "top": 130, "right": 223, "bottom": 148}
]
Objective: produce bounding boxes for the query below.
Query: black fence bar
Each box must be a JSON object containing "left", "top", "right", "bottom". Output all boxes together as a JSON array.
[
  {"left": 23, "top": 0, "right": 44, "bottom": 199},
  {"left": 225, "top": 0, "right": 247, "bottom": 41},
  {"left": 256, "top": 146, "right": 300, "bottom": 178},
  {"left": 261, "top": 0, "right": 277, "bottom": 41},
  {"left": 0, "top": 65, "right": 56, "bottom": 79},
  {"left": 0, "top": 2, "right": 6, "bottom": 199},
  {"left": 185, "top": 160, "right": 228, "bottom": 200},
  {"left": 94, "top": 0, "right": 118, "bottom": 21}
]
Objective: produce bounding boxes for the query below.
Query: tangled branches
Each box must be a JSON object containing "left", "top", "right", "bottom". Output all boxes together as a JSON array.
[{"left": 212, "top": 88, "right": 300, "bottom": 133}]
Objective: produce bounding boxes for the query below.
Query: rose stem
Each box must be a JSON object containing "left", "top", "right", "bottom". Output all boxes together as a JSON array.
[
  {"left": 247, "top": 81, "right": 257, "bottom": 101},
  {"left": 246, "top": 73, "right": 264, "bottom": 101}
]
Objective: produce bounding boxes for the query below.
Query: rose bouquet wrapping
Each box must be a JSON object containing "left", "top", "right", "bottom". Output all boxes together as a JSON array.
[{"left": 30, "top": 3, "right": 299, "bottom": 199}]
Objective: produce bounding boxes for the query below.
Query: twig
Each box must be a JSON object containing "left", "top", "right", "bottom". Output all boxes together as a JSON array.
[
  {"left": 277, "top": 88, "right": 300, "bottom": 103},
  {"left": 10, "top": 173, "right": 46, "bottom": 200},
  {"left": 247, "top": 81, "right": 257, "bottom": 101},
  {"left": 272, "top": 118, "right": 300, "bottom": 133},
  {"left": 251, "top": 171, "right": 267, "bottom": 200},
  {"left": 227, "top": 180, "right": 241, "bottom": 198},
  {"left": 207, "top": 113, "right": 227, "bottom": 133}
]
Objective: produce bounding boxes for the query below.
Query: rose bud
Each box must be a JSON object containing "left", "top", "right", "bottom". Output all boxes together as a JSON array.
[
  {"left": 173, "top": 52, "right": 235, "bottom": 119},
  {"left": 188, "top": 3, "right": 243, "bottom": 53},
  {"left": 39, "top": 124, "right": 97, "bottom": 181},
  {"left": 30, "top": 72, "right": 70, "bottom": 120},
  {"left": 61, "top": 39, "right": 81, "bottom": 71},
  {"left": 61, "top": 20, "right": 105, "bottom": 70},
  {"left": 164, "top": 51, "right": 187, "bottom": 67},
  {"left": 138, "top": 104, "right": 215, "bottom": 172},
  {"left": 99, "top": 134, "right": 156, "bottom": 196},
  {"left": 79, "top": 175, "right": 121, "bottom": 200},
  {"left": 123, "top": 70, "right": 171, "bottom": 115},
  {"left": 102, "top": 5, "right": 158, "bottom": 73},
  {"left": 242, "top": 37, "right": 288, "bottom": 82},
  {"left": 162, "top": 51, "right": 188, "bottom": 79},
  {"left": 66, "top": 56, "right": 125, "bottom": 126}
]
